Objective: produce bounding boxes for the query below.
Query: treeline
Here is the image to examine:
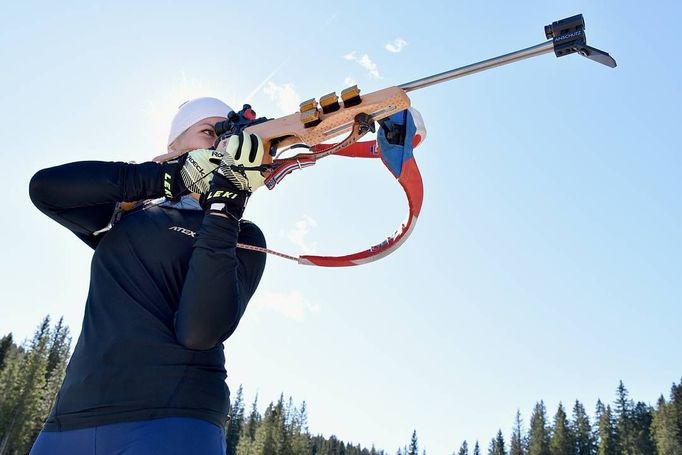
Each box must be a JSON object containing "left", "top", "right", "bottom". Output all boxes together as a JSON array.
[
  {"left": 225, "top": 387, "right": 388, "bottom": 455},
  {"left": 0, "top": 318, "right": 386, "bottom": 455},
  {"left": 2, "top": 317, "right": 681, "bottom": 455},
  {"left": 0, "top": 317, "right": 71, "bottom": 455},
  {"left": 225, "top": 379, "right": 682, "bottom": 455},
  {"left": 454, "top": 379, "right": 682, "bottom": 455}
]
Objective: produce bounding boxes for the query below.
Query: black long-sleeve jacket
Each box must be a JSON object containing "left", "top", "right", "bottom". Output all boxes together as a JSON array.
[{"left": 29, "top": 161, "right": 266, "bottom": 431}]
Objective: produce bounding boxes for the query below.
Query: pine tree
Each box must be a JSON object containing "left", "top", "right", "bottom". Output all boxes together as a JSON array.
[
  {"left": 226, "top": 385, "right": 245, "bottom": 455},
  {"left": 0, "top": 340, "right": 21, "bottom": 419},
  {"left": 291, "top": 401, "right": 310, "bottom": 454},
  {"left": 408, "top": 430, "right": 419, "bottom": 455},
  {"left": 0, "top": 335, "right": 13, "bottom": 372},
  {"left": 652, "top": 382, "right": 682, "bottom": 455},
  {"left": 252, "top": 401, "right": 276, "bottom": 454},
  {"left": 273, "top": 394, "right": 292, "bottom": 455},
  {"left": 596, "top": 405, "right": 616, "bottom": 455},
  {"left": 232, "top": 392, "right": 385, "bottom": 455},
  {"left": 652, "top": 395, "right": 674, "bottom": 454},
  {"left": 613, "top": 380, "right": 633, "bottom": 454},
  {"left": 457, "top": 440, "right": 469, "bottom": 455},
  {"left": 510, "top": 410, "right": 525, "bottom": 455},
  {"left": 488, "top": 429, "right": 506, "bottom": 455},
  {"left": 671, "top": 381, "right": 682, "bottom": 451},
  {"left": 630, "top": 401, "right": 655, "bottom": 455},
  {"left": 549, "top": 402, "right": 573, "bottom": 455},
  {"left": 488, "top": 438, "right": 497, "bottom": 455},
  {"left": 241, "top": 395, "right": 305, "bottom": 455},
  {"left": 474, "top": 440, "right": 481, "bottom": 455},
  {"left": 26, "top": 317, "right": 71, "bottom": 450},
  {"left": 245, "top": 394, "right": 261, "bottom": 441},
  {"left": 528, "top": 401, "right": 550, "bottom": 455},
  {"left": 237, "top": 393, "right": 261, "bottom": 455},
  {"left": 0, "top": 316, "right": 51, "bottom": 455},
  {"left": 593, "top": 400, "right": 605, "bottom": 452},
  {"left": 44, "top": 318, "right": 70, "bottom": 381},
  {"left": 570, "top": 400, "right": 594, "bottom": 455}
]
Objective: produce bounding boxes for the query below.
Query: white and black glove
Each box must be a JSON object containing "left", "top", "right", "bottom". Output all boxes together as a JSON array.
[
  {"left": 161, "top": 149, "right": 221, "bottom": 199},
  {"left": 200, "top": 132, "right": 267, "bottom": 220},
  {"left": 210, "top": 132, "right": 266, "bottom": 193}
]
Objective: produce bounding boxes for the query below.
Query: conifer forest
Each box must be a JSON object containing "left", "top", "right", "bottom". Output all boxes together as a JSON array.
[{"left": 1, "top": 317, "right": 680, "bottom": 455}]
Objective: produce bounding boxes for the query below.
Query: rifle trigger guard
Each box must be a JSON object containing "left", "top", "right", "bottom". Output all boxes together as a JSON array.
[{"left": 264, "top": 114, "right": 372, "bottom": 189}]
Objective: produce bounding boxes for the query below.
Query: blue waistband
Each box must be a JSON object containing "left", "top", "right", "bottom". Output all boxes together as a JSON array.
[{"left": 31, "top": 417, "right": 226, "bottom": 455}]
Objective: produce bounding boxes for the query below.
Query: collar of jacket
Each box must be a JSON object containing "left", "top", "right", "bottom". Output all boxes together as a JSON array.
[{"left": 158, "top": 194, "right": 203, "bottom": 211}]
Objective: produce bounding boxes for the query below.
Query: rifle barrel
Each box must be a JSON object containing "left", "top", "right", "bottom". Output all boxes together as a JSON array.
[{"left": 399, "top": 41, "right": 554, "bottom": 93}]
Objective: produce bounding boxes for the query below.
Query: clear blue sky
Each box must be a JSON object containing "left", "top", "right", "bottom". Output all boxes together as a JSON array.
[{"left": 1, "top": 1, "right": 680, "bottom": 453}]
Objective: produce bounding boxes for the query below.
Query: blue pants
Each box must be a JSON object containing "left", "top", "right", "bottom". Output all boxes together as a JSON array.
[{"left": 30, "top": 417, "right": 226, "bottom": 455}]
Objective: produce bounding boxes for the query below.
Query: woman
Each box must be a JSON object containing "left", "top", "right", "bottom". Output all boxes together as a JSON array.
[{"left": 28, "top": 97, "right": 267, "bottom": 454}]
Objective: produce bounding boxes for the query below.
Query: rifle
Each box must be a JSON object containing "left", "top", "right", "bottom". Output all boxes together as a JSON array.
[{"left": 154, "top": 14, "right": 616, "bottom": 267}]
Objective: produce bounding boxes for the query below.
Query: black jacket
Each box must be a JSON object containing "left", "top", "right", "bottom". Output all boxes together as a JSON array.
[{"left": 29, "top": 161, "right": 266, "bottom": 431}]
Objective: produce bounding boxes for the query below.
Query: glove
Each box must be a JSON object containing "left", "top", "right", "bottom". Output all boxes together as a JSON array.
[
  {"left": 210, "top": 132, "right": 266, "bottom": 193},
  {"left": 200, "top": 173, "right": 250, "bottom": 220},
  {"left": 200, "top": 132, "right": 266, "bottom": 220},
  {"left": 161, "top": 149, "right": 221, "bottom": 199}
]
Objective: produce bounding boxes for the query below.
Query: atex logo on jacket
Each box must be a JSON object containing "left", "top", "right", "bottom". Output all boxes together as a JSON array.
[{"left": 168, "top": 226, "right": 196, "bottom": 237}]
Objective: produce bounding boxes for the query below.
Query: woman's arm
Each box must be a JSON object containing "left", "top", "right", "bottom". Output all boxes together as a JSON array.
[
  {"left": 174, "top": 140, "right": 268, "bottom": 350},
  {"left": 174, "top": 216, "right": 266, "bottom": 350},
  {"left": 29, "top": 161, "right": 166, "bottom": 247}
]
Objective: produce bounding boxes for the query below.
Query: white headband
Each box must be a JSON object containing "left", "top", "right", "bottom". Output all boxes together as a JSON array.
[{"left": 167, "top": 97, "right": 233, "bottom": 147}]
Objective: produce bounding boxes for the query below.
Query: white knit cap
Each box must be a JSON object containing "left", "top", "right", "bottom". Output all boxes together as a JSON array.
[{"left": 167, "top": 97, "right": 233, "bottom": 146}]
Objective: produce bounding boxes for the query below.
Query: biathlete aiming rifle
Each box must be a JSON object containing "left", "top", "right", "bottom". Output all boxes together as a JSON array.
[{"left": 154, "top": 13, "right": 617, "bottom": 267}]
